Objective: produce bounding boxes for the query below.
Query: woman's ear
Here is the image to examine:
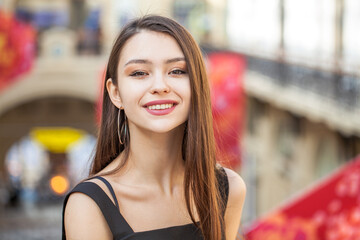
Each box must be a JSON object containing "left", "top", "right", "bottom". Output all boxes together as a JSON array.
[{"left": 106, "top": 78, "right": 123, "bottom": 109}]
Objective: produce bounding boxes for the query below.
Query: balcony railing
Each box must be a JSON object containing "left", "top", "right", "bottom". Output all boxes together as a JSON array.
[{"left": 246, "top": 56, "right": 360, "bottom": 111}]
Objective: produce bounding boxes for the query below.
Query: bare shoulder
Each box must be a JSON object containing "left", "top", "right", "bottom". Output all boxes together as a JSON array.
[
  {"left": 222, "top": 167, "right": 246, "bottom": 240},
  {"left": 223, "top": 167, "right": 246, "bottom": 206},
  {"left": 64, "top": 186, "right": 112, "bottom": 240}
]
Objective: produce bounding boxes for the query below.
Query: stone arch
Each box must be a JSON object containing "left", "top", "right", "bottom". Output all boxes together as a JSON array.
[{"left": 0, "top": 96, "right": 98, "bottom": 181}]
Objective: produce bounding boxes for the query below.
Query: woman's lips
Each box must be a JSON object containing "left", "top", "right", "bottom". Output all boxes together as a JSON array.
[
  {"left": 145, "top": 104, "right": 176, "bottom": 115},
  {"left": 144, "top": 100, "right": 178, "bottom": 116}
]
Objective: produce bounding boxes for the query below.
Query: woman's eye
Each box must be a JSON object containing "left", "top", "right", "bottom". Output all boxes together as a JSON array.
[
  {"left": 170, "top": 69, "right": 187, "bottom": 75},
  {"left": 130, "top": 71, "right": 147, "bottom": 77}
]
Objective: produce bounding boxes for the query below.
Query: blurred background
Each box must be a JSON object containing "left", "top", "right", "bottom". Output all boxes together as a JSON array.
[{"left": 0, "top": 0, "right": 359, "bottom": 239}]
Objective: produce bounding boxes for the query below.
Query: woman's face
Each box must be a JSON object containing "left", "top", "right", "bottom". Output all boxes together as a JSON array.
[{"left": 115, "top": 30, "right": 191, "bottom": 134}]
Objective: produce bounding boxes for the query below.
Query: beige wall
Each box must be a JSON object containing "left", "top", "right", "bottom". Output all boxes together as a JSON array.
[{"left": 0, "top": 56, "right": 105, "bottom": 116}]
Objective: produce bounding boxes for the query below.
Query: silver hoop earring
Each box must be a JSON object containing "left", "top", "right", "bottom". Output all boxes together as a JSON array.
[{"left": 117, "top": 109, "right": 127, "bottom": 145}]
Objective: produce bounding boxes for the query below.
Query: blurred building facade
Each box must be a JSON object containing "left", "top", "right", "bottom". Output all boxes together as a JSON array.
[{"left": 227, "top": 0, "right": 360, "bottom": 225}]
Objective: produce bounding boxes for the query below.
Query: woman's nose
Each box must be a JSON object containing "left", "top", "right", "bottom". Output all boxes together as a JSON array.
[{"left": 150, "top": 73, "right": 170, "bottom": 94}]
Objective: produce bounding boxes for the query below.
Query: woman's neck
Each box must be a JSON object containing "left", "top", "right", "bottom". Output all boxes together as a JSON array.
[{"left": 116, "top": 124, "right": 186, "bottom": 195}]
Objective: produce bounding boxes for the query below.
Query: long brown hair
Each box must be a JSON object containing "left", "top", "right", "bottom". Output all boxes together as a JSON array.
[{"left": 91, "top": 15, "right": 224, "bottom": 240}]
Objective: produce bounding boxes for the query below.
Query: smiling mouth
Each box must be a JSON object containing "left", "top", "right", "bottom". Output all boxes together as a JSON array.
[{"left": 147, "top": 103, "right": 175, "bottom": 110}]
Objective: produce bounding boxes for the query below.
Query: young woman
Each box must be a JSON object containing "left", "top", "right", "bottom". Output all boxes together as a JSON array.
[{"left": 62, "top": 15, "right": 246, "bottom": 240}]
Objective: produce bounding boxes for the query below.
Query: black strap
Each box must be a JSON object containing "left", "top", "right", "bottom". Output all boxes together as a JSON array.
[
  {"left": 216, "top": 167, "right": 229, "bottom": 240},
  {"left": 89, "top": 176, "right": 120, "bottom": 210},
  {"left": 216, "top": 167, "right": 229, "bottom": 217},
  {"left": 62, "top": 181, "right": 134, "bottom": 240}
]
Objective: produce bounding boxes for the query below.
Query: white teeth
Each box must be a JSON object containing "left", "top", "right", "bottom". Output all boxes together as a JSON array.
[{"left": 148, "top": 104, "right": 174, "bottom": 110}]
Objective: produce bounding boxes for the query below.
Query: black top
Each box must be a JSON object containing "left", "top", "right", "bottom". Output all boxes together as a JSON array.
[{"left": 62, "top": 167, "right": 229, "bottom": 240}]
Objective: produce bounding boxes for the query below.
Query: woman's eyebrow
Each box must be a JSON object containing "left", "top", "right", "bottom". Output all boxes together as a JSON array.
[
  {"left": 124, "top": 57, "right": 185, "bottom": 67},
  {"left": 124, "top": 59, "right": 150, "bottom": 66},
  {"left": 165, "top": 57, "right": 185, "bottom": 64}
]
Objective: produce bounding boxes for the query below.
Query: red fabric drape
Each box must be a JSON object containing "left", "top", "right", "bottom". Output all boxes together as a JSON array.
[
  {"left": 245, "top": 155, "right": 360, "bottom": 240},
  {"left": 208, "top": 52, "right": 246, "bottom": 170},
  {"left": 0, "top": 11, "right": 36, "bottom": 92}
]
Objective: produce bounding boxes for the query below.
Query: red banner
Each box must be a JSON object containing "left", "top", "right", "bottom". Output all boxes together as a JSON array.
[
  {"left": 208, "top": 52, "right": 246, "bottom": 170},
  {"left": 0, "top": 11, "right": 36, "bottom": 92},
  {"left": 245, "top": 156, "right": 360, "bottom": 240}
]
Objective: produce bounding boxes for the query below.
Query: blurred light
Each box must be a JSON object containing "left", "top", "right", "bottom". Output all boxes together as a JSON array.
[
  {"left": 50, "top": 175, "right": 69, "bottom": 195},
  {"left": 30, "top": 127, "right": 85, "bottom": 153}
]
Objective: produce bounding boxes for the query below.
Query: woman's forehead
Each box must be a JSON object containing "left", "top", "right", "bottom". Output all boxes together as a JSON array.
[{"left": 118, "top": 31, "right": 185, "bottom": 66}]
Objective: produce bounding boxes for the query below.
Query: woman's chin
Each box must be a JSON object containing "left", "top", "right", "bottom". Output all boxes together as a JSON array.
[{"left": 138, "top": 123, "right": 185, "bottom": 135}]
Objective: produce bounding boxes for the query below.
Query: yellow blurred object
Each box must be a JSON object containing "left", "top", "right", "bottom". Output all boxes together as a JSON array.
[
  {"left": 50, "top": 175, "right": 69, "bottom": 195},
  {"left": 30, "top": 127, "right": 84, "bottom": 153}
]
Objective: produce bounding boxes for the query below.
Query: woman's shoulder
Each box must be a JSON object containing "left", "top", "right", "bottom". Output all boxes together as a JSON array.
[
  {"left": 221, "top": 167, "right": 246, "bottom": 240},
  {"left": 64, "top": 186, "right": 105, "bottom": 222},
  {"left": 222, "top": 167, "right": 246, "bottom": 206},
  {"left": 63, "top": 179, "right": 113, "bottom": 239},
  {"left": 216, "top": 165, "right": 246, "bottom": 195}
]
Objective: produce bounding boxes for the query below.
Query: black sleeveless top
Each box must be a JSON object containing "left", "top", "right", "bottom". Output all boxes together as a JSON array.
[{"left": 62, "top": 167, "right": 229, "bottom": 240}]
